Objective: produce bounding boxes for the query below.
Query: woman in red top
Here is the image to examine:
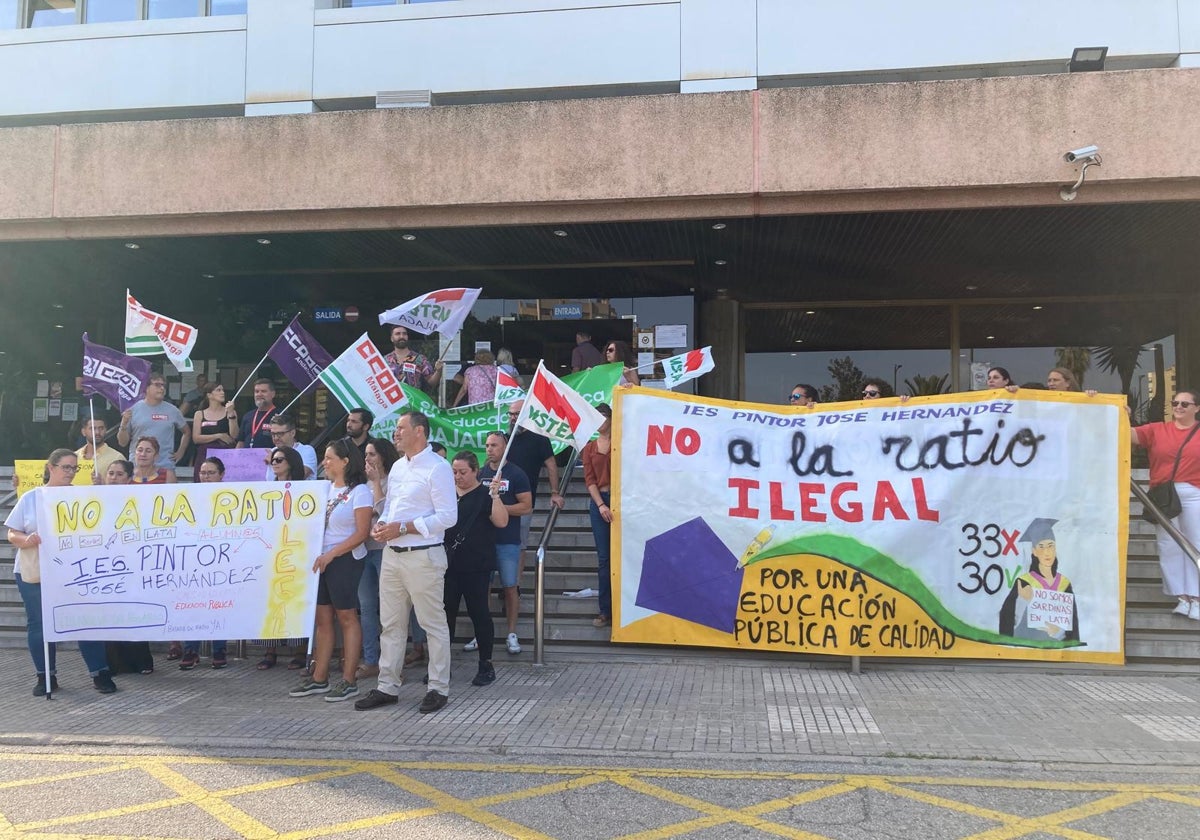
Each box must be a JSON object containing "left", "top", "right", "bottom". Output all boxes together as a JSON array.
[
  {"left": 1132, "top": 389, "right": 1200, "bottom": 620},
  {"left": 582, "top": 403, "right": 614, "bottom": 628}
]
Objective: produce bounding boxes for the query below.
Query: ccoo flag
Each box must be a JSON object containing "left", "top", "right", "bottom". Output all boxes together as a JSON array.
[
  {"left": 318, "top": 333, "right": 409, "bottom": 420},
  {"left": 268, "top": 316, "right": 334, "bottom": 390},
  {"left": 494, "top": 368, "right": 525, "bottom": 406},
  {"left": 124, "top": 289, "right": 198, "bottom": 373},
  {"left": 82, "top": 333, "right": 153, "bottom": 411},
  {"left": 514, "top": 362, "right": 606, "bottom": 451},
  {"left": 660, "top": 346, "right": 715, "bottom": 390},
  {"left": 377, "top": 287, "right": 482, "bottom": 336}
]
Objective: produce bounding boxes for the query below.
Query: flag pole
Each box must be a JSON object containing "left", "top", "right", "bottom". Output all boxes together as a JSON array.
[
  {"left": 228, "top": 311, "right": 302, "bottom": 404},
  {"left": 494, "top": 361, "right": 538, "bottom": 474},
  {"left": 88, "top": 397, "right": 100, "bottom": 485},
  {"left": 280, "top": 376, "right": 323, "bottom": 414}
]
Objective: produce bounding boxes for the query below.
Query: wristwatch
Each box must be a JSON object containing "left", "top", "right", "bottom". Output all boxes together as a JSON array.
[{"left": 399, "top": 523, "right": 408, "bottom": 537}]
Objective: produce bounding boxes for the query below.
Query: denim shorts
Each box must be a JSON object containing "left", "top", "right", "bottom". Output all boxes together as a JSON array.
[{"left": 495, "top": 543, "right": 521, "bottom": 588}]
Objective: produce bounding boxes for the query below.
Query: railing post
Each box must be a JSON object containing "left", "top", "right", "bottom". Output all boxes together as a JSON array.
[{"left": 534, "top": 449, "right": 579, "bottom": 667}]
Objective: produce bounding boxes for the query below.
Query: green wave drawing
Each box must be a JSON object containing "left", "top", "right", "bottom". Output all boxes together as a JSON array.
[{"left": 753, "top": 533, "right": 1083, "bottom": 650}]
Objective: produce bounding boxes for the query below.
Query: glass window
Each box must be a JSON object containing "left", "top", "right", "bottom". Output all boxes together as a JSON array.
[
  {"left": 341, "top": 0, "right": 395, "bottom": 7},
  {"left": 0, "top": 0, "right": 19, "bottom": 29},
  {"left": 209, "top": 0, "right": 246, "bottom": 14},
  {"left": 147, "top": 0, "right": 199, "bottom": 19},
  {"left": 27, "top": 0, "right": 77, "bottom": 27},
  {"left": 85, "top": 0, "right": 138, "bottom": 23}
]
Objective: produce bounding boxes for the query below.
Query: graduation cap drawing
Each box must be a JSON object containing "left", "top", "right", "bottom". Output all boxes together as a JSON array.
[
  {"left": 634, "top": 516, "right": 744, "bottom": 633},
  {"left": 1021, "top": 517, "right": 1058, "bottom": 545}
]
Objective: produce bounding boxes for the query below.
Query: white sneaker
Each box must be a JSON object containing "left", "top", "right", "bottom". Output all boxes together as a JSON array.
[
  {"left": 506, "top": 633, "right": 522, "bottom": 654},
  {"left": 1189, "top": 602, "right": 1200, "bottom": 621},
  {"left": 463, "top": 638, "right": 478, "bottom": 652},
  {"left": 1173, "top": 598, "right": 1191, "bottom": 616}
]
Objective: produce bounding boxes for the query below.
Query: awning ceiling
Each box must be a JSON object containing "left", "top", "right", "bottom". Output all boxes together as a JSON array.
[{"left": 1, "top": 200, "right": 1195, "bottom": 362}]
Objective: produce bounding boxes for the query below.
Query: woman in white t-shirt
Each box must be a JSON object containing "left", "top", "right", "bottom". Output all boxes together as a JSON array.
[{"left": 288, "top": 438, "right": 372, "bottom": 704}]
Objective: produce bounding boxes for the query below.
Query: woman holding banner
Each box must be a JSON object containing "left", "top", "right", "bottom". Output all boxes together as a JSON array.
[
  {"left": 1132, "top": 389, "right": 1200, "bottom": 621},
  {"left": 289, "top": 438, "right": 372, "bottom": 702},
  {"left": 192, "top": 382, "right": 237, "bottom": 468},
  {"left": 258, "top": 446, "right": 310, "bottom": 670},
  {"left": 582, "top": 403, "right": 615, "bottom": 628},
  {"left": 6, "top": 449, "right": 118, "bottom": 696},
  {"left": 604, "top": 341, "right": 640, "bottom": 387}
]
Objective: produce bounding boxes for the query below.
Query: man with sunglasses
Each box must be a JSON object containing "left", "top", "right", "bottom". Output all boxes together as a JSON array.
[
  {"left": 265, "top": 413, "right": 316, "bottom": 479},
  {"left": 860, "top": 378, "right": 890, "bottom": 400},
  {"left": 788, "top": 384, "right": 818, "bottom": 407}
]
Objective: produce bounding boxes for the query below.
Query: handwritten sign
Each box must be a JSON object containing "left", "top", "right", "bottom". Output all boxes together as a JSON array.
[
  {"left": 612, "top": 388, "right": 1129, "bottom": 664},
  {"left": 15, "top": 460, "right": 94, "bottom": 498},
  {"left": 217, "top": 448, "right": 272, "bottom": 482},
  {"left": 38, "top": 481, "right": 327, "bottom": 642}
]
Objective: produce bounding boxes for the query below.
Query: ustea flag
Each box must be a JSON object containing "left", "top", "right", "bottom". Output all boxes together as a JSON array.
[
  {"left": 495, "top": 368, "right": 525, "bottom": 406},
  {"left": 268, "top": 316, "right": 334, "bottom": 390},
  {"left": 516, "top": 362, "right": 606, "bottom": 451},
  {"left": 661, "top": 346, "right": 715, "bottom": 390},
  {"left": 377, "top": 288, "right": 482, "bottom": 336},
  {"left": 82, "top": 333, "right": 152, "bottom": 411},
  {"left": 125, "top": 289, "right": 198, "bottom": 372},
  {"left": 319, "top": 333, "right": 409, "bottom": 419}
]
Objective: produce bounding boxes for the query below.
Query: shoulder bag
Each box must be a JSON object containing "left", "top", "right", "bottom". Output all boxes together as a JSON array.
[{"left": 1143, "top": 422, "right": 1200, "bottom": 522}]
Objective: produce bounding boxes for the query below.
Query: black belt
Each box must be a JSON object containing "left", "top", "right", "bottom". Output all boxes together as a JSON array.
[{"left": 389, "top": 543, "right": 443, "bottom": 554}]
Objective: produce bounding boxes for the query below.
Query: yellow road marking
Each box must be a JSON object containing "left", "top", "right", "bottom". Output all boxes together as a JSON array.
[{"left": 0, "top": 752, "right": 1197, "bottom": 840}]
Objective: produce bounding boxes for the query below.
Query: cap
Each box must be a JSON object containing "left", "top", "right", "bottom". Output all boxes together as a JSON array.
[{"left": 1020, "top": 518, "right": 1058, "bottom": 544}]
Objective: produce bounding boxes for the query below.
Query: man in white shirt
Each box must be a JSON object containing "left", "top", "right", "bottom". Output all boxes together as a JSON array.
[
  {"left": 356, "top": 411, "right": 457, "bottom": 714},
  {"left": 266, "top": 413, "right": 317, "bottom": 479}
]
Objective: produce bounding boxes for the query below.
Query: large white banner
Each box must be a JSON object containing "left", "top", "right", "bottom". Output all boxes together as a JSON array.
[
  {"left": 613, "top": 388, "right": 1130, "bottom": 663},
  {"left": 39, "top": 482, "right": 327, "bottom": 642}
]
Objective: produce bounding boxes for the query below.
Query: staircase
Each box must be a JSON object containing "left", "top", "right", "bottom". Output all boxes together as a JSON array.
[{"left": 2, "top": 466, "right": 1196, "bottom": 666}]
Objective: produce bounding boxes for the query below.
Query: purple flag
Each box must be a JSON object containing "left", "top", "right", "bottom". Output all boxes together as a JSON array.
[
  {"left": 82, "top": 333, "right": 152, "bottom": 411},
  {"left": 267, "top": 316, "right": 334, "bottom": 390}
]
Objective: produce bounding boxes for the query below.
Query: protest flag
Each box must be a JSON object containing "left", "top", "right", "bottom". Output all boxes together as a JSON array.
[
  {"left": 513, "top": 362, "right": 606, "bottom": 452},
  {"left": 82, "top": 333, "right": 152, "bottom": 411},
  {"left": 268, "top": 315, "right": 334, "bottom": 391},
  {"left": 318, "top": 333, "right": 409, "bottom": 420},
  {"left": 377, "top": 287, "right": 482, "bottom": 336},
  {"left": 494, "top": 368, "right": 526, "bottom": 406},
  {"left": 124, "top": 289, "right": 198, "bottom": 372},
  {"left": 661, "top": 346, "right": 715, "bottom": 390}
]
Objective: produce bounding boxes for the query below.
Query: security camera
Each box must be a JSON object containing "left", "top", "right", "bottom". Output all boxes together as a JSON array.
[{"left": 1064, "top": 145, "right": 1100, "bottom": 163}]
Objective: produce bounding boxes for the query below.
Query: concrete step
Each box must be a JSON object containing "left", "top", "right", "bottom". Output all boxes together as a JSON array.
[
  {"left": 1125, "top": 634, "right": 1200, "bottom": 663},
  {"left": 1125, "top": 608, "right": 1200, "bottom": 631}
]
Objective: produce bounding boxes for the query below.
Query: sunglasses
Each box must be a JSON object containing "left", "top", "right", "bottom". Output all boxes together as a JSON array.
[
  {"left": 862, "top": 390, "right": 880, "bottom": 397},
  {"left": 789, "top": 393, "right": 805, "bottom": 401},
  {"left": 1172, "top": 400, "right": 1196, "bottom": 408},
  {"left": 270, "top": 457, "right": 287, "bottom": 465}
]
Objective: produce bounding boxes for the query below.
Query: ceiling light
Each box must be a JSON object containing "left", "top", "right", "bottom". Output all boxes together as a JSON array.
[
  {"left": 711, "top": 223, "right": 726, "bottom": 230},
  {"left": 54, "top": 361, "right": 62, "bottom": 366},
  {"left": 401, "top": 234, "right": 417, "bottom": 241},
  {"left": 52, "top": 303, "right": 63, "bottom": 309},
  {"left": 1069, "top": 46, "right": 1107, "bottom": 73},
  {"left": 805, "top": 310, "right": 815, "bottom": 315},
  {"left": 794, "top": 339, "right": 803, "bottom": 344},
  {"left": 1032, "top": 305, "right": 1044, "bottom": 310},
  {"left": 965, "top": 285, "right": 978, "bottom": 291},
  {"left": 54, "top": 324, "right": 64, "bottom": 329},
  {"left": 202, "top": 273, "right": 215, "bottom": 279},
  {"left": 256, "top": 238, "right": 271, "bottom": 245},
  {"left": 124, "top": 243, "right": 140, "bottom": 250},
  {"left": 553, "top": 230, "right": 569, "bottom": 237},
  {"left": 986, "top": 335, "right": 995, "bottom": 340},
  {"left": 714, "top": 260, "right": 727, "bottom": 266}
]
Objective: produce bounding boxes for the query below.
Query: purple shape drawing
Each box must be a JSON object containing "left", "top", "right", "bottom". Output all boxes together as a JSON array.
[{"left": 635, "top": 516, "right": 743, "bottom": 633}]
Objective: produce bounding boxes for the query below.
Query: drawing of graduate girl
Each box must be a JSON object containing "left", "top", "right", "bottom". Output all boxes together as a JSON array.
[{"left": 999, "top": 518, "right": 1081, "bottom": 643}]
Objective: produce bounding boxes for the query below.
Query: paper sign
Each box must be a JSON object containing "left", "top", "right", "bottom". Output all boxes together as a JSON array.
[
  {"left": 62, "top": 402, "right": 79, "bottom": 422},
  {"left": 36, "top": 380, "right": 49, "bottom": 397},
  {"left": 38, "top": 481, "right": 328, "bottom": 642},
  {"left": 217, "top": 448, "right": 273, "bottom": 482},
  {"left": 33, "top": 399, "right": 49, "bottom": 422},
  {"left": 1027, "top": 588, "right": 1075, "bottom": 631},
  {"left": 15, "top": 460, "right": 94, "bottom": 497},
  {"left": 637, "top": 352, "right": 655, "bottom": 372},
  {"left": 654, "top": 324, "right": 687, "bottom": 348},
  {"left": 637, "top": 330, "right": 655, "bottom": 350},
  {"left": 48, "top": 399, "right": 61, "bottom": 417}
]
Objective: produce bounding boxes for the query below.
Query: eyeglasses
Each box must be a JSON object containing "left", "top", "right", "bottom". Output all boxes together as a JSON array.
[
  {"left": 55, "top": 463, "right": 79, "bottom": 473},
  {"left": 508, "top": 412, "right": 520, "bottom": 419},
  {"left": 270, "top": 457, "right": 287, "bottom": 465},
  {"left": 862, "top": 390, "right": 880, "bottom": 397},
  {"left": 270, "top": 429, "right": 293, "bottom": 437},
  {"left": 1172, "top": 400, "right": 1196, "bottom": 408}
]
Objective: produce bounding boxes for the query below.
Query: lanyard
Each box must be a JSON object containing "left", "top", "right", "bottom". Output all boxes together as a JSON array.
[{"left": 250, "top": 408, "right": 273, "bottom": 440}]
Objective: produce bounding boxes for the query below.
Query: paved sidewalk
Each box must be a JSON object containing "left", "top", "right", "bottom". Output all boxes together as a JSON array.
[{"left": 2, "top": 645, "right": 1199, "bottom": 769}]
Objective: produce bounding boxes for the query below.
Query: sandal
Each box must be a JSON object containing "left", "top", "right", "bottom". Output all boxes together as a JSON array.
[
  {"left": 287, "top": 655, "right": 307, "bottom": 670},
  {"left": 255, "top": 653, "right": 277, "bottom": 671},
  {"left": 166, "top": 643, "right": 183, "bottom": 661}
]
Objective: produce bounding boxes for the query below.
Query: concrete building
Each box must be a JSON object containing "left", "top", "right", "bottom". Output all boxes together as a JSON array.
[{"left": 1, "top": 0, "right": 1199, "bottom": 452}]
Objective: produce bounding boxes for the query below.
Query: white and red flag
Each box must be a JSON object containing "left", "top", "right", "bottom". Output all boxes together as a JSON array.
[
  {"left": 124, "top": 289, "right": 198, "bottom": 373},
  {"left": 377, "top": 287, "right": 482, "bottom": 336},
  {"left": 512, "top": 362, "right": 606, "bottom": 451},
  {"left": 494, "top": 368, "right": 525, "bottom": 406},
  {"left": 661, "top": 346, "right": 715, "bottom": 390}
]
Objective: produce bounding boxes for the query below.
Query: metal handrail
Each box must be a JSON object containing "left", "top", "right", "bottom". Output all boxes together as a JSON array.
[
  {"left": 1130, "top": 479, "right": 1200, "bottom": 571},
  {"left": 533, "top": 449, "right": 580, "bottom": 667}
]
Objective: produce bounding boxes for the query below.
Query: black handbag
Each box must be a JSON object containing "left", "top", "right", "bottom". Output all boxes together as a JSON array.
[{"left": 1143, "top": 423, "right": 1200, "bottom": 522}]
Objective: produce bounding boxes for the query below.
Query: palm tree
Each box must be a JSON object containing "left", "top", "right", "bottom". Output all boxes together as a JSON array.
[
  {"left": 903, "top": 373, "right": 951, "bottom": 396},
  {"left": 1091, "top": 344, "right": 1146, "bottom": 400},
  {"left": 1054, "top": 347, "right": 1092, "bottom": 387}
]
